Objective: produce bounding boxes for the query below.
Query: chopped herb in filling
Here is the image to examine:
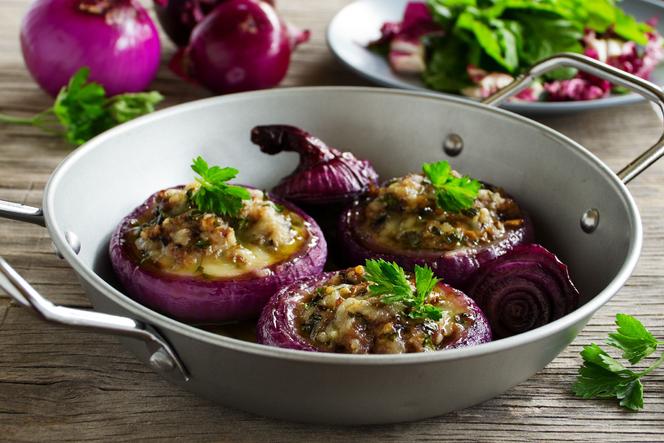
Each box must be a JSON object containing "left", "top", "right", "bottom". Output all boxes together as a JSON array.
[
  {"left": 127, "top": 184, "right": 307, "bottom": 277},
  {"left": 357, "top": 165, "right": 524, "bottom": 252},
  {"left": 295, "top": 263, "right": 477, "bottom": 354}
]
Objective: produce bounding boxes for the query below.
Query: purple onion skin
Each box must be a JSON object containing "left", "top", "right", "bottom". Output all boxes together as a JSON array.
[
  {"left": 109, "top": 188, "right": 327, "bottom": 323},
  {"left": 257, "top": 272, "right": 491, "bottom": 352},
  {"left": 154, "top": 0, "right": 276, "bottom": 47},
  {"left": 184, "top": 0, "right": 304, "bottom": 94},
  {"left": 251, "top": 125, "right": 379, "bottom": 205},
  {"left": 338, "top": 200, "right": 535, "bottom": 289},
  {"left": 20, "top": 0, "right": 161, "bottom": 97},
  {"left": 155, "top": 0, "right": 225, "bottom": 47},
  {"left": 465, "top": 244, "right": 580, "bottom": 339}
]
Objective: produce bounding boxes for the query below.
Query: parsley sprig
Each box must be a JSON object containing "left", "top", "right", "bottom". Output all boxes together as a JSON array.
[
  {"left": 364, "top": 259, "right": 443, "bottom": 321},
  {"left": 422, "top": 161, "right": 481, "bottom": 213},
  {"left": 573, "top": 314, "right": 664, "bottom": 411},
  {"left": 190, "top": 156, "right": 251, "bottom": 217},
  {"left": 0, "top": 67, "right": 163, "bottom": 146}
]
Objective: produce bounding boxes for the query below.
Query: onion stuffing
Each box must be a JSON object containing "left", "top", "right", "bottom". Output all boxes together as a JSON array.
[
  {"left": 257, "top": 264, "right": 491, "bottom": 353},
  {"left": 20, "top": 0, "right": 161, "bottom": 97},
  {"left": 176, "top": 0, "right": 309, "bottom": 94},
  {"left": 465, "top": 244, "right": 580, "bottom": 339},
  {"left": 339, "top": 165, "right": 534, "bottom": 287},
  {"left": 110, "top": 172, "right": 327, "bottom": 323},
  {"left": 251, "top": 125, "right": 379, "bottom": 205}
]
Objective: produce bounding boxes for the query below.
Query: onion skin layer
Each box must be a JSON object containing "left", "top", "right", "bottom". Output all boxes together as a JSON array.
[
  {"left": 109, "top": 189, "right": 327, "bottom": 323},
  {"left": 154, "top": 0, "right": 277, "bottom": 47},
  {"left": 20, "top": 0, "right": 161, "bottom": 97},
  {"left": 338, "top": 200, "right": 535, "bottom": 288},
  {"left": 250, "top": 125, "right": 379, "bottom": 205},
  {"left": 185, "top": 0, "right": 299, "bottom": 94},
  {"left": 256, "top": 272, "right": 492, "bottom": 352},
  {"left": 465, "top": 243, "right": 580, "bottom": 339}
]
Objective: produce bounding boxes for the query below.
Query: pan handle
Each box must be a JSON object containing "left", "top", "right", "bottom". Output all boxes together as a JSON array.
[
  {"left": 0, "top": 200, "right": 45, "bottom": 226},
  {"left": 482, "top": 52, "right": 664, "bottom": 184},
  {"left": 0, "top": 257, "right": 189, "bottom": 382}
]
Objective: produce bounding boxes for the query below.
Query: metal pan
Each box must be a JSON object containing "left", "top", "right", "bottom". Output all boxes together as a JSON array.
[{"left": 0, "top": 54, "right": 662, "bottom": 424}]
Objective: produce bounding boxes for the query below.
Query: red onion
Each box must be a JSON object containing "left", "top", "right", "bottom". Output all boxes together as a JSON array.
[
  {"left": 154, "top": 0, "right": 275, "bottom": 47},
  {"left": 338, "top": 196, "right": 534, "bottom": 288},
  {"left": 257, "top": 271, "right": 492, "bottom": 353},
  {"left": 176, "top": 0, "right": 309, "bottom": 94},
  {"left": 110, "top": 187, "right": 327, "bottom": 323},
  {"left": 20, "top": 0, "right": 161, "bottom": 97},
  {"left": 250, "top": 125, "right": 379, "bottom": 205},
  {"left": 465, "top": 244, "right": 580, "bottom": 339}
]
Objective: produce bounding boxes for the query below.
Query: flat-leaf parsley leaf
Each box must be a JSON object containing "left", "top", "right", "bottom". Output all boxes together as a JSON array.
[
  {"left": 422, "top": 160, "right": 481, "bottom": 213},
  {"left": 364, "top": 259, "right": 443, "bottom": 321},
  {"left": 573, "top": 314, "right": 664, "bottom": 411},
  {"left": 190, "top": 156, "right": 251, "bottom": 217}
]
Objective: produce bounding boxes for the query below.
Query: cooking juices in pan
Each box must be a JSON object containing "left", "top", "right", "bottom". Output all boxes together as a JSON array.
[{"left": 109, "top": 125, "right": 579, "bottom": 353}]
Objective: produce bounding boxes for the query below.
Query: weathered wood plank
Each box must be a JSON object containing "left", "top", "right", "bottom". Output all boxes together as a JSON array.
[{"left": 0, "top": 305, "right": 662, "bottom": 442}]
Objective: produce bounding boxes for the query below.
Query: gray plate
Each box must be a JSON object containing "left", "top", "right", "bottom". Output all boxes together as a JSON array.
[{"left": 327, "top": 0, "right": 664, "bottom": 114}]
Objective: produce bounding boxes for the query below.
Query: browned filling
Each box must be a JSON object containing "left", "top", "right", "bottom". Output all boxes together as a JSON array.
[
  {"left": 125, "top": 184, "right": 308, "bottom": 277},
  {"left": 355, "top": 174, "right": 524, "bottom": 252},
  {"left": 295, "top": 266, "right": 477, "bottom": 354}
]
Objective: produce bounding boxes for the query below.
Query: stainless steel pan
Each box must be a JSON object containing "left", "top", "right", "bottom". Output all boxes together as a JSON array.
[{"left": 0, "top": 54, "right": 662, "bottom": 424}]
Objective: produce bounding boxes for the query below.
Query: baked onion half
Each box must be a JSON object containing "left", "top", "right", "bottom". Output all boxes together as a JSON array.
[
  {"left": 339, "top": 166, "right": 534, "bottom": 287},
  {"left": 110, "top": 179, "right": 326, "bottom": 323},
  {"left": 257, "top": 262, "right": 491, "bottom": 353}
]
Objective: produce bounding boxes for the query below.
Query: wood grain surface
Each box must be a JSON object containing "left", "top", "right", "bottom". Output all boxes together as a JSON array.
[{"left": 1, "top": 0, "right": 663, "bottom": 441}]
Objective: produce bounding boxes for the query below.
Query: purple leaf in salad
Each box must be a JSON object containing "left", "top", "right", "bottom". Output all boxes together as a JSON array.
[{"left": 372, "top": 0, "right": 664, "bottom": 102}]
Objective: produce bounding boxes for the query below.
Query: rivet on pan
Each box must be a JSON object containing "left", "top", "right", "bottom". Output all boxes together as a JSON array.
[
  {"left": 51, "top": 231, "right": 81, "bottom": 259},
  {"left": 443, "top": 133, "right": 464, "bottom": 156},
  {"left": 149, "top": 348, "right": 176, "bottom": 373},
  {"left": 580, "top": 208, "right": 600, "bottom": 233}
]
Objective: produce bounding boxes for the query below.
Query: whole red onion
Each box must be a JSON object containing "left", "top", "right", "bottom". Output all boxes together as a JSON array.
[
  {"left": 180, "top": 0, "right": 309, "bottom": 94},
  {"left": 20, "top": 0, "right": 161, "bottom": 97},
  {"left": 154, "top": 0, "right": 276, "bottom": 47}
]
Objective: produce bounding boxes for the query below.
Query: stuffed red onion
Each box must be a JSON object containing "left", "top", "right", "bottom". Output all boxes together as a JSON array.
[
  {"left": 110, "top": 157, "right": 326, "bottom": 323},
  {"left": 257, "top": 260, "right": 491, "bottom": 353},
  {"left": 339, "top": 162, "right": 533, "bottom": 287}
]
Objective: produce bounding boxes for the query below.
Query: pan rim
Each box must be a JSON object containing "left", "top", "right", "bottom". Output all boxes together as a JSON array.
[{"left": 43, "top": 86, "right": 643, "bottom": 366}]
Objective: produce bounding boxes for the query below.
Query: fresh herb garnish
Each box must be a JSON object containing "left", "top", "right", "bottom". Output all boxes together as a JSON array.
[
  {"left": 573, "top": 314, "right": 664, "bottom": 411},
  {"left": 190, "top": 156, "right": 251, "bottom": 217},
  {"left": 422, "top": 160, "right": 481, "bottom": 213},
  {"left": 0, "top": 67, "right": 163, "bottom": 146},
  {"left": 364, "top": 259, "right": 442, "bottom": 321}
]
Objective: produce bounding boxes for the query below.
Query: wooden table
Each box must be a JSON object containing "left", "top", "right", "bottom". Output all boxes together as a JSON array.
[{"left": 1, "top": 0, "right": 663, "bottom": 440}]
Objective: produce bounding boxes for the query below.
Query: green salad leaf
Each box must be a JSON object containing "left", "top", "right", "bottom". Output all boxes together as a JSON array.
[{"left": 423, "top": 0, "right": 653, "bottom": 91}]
